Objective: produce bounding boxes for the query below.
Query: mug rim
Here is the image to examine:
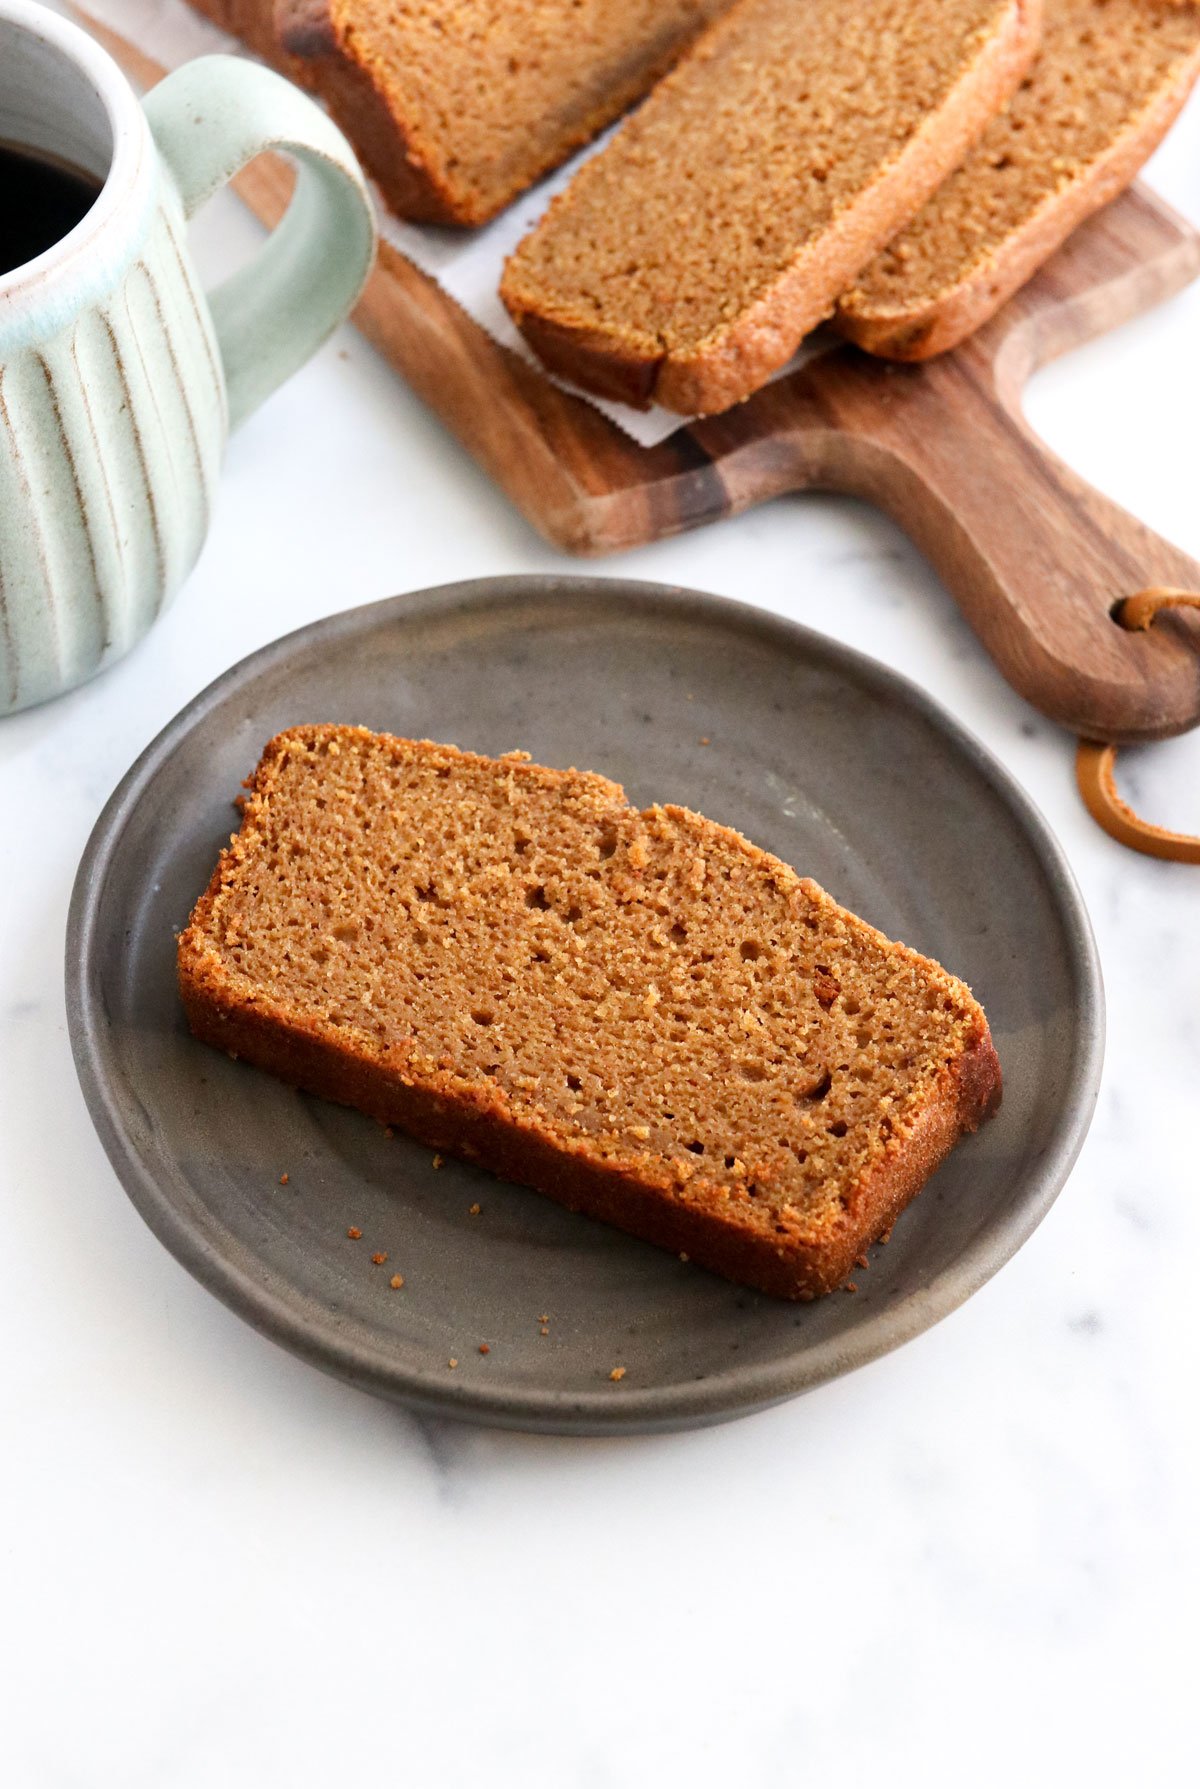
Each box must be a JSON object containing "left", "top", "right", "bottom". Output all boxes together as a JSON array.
[{"left": 0, "top": 0, "right": 154, "bottom": 310}]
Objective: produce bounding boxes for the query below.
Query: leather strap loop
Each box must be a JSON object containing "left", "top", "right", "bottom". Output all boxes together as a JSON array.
[
  {"left": 1077, "top": 590, "right": 1200, "bottom": 863},
  {"left": 1114, "top": 587, "right": 1200, "bottom": 633},
  {"left": 1076, "top": 739, "right": 1200, "bottom": 864}
]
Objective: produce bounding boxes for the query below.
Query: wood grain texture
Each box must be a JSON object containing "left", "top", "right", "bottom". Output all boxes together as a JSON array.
[{"left": 88, "top": 14, "right": 1200, "bottom": 743}]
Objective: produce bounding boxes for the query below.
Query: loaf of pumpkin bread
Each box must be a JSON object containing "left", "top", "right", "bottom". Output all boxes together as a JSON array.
[{"left": 178, "top": 728, "right": 1001, "bottom": 1300}]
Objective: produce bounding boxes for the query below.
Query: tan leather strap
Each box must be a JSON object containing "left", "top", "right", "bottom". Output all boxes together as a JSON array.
[
  {"left": 1116, "top": 587, "right": 1200, "bottom": 633},
  {"left": 1077, "top": 589, "right": 1200, "bottom": 863}
]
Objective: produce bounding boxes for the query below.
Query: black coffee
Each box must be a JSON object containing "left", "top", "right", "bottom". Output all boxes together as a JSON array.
[{"left": 0, "top": 139, "right": 104, "bottom": 276}]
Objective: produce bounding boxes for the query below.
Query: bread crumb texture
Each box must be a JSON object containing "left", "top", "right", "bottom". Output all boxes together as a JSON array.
[
  {"left": 501, "top": 0, "right": 1037, "bottom": 408},
  {"left": 178, "top": 728, "right": 1000, "bottom": 1298},
  {"left": 839, "top": 0, "right": 1200, "bottom": 345}
]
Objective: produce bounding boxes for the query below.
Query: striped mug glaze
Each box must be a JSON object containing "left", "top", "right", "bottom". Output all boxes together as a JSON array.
[{"left": 0, "top": 0, "right": 375, "bottom": 714}]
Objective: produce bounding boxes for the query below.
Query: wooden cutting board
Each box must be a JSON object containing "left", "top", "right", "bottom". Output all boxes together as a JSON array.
[{"left": 91, "top": 18, "right": 1200, "bottom": 745}]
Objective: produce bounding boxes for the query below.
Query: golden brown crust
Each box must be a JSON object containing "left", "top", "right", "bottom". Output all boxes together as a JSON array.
[
  {"left": 508, "top": 312, "right": 665, "bottom": 410},
  {"left": 269, "top": 1, "right": 468, "bottom": 222},
  {"left": 178, "top": 728, "right": 1002, "bottom": 1301},
  {"left": 813, "top": 1020, "right": 1001, "bottom": 1292},
  {"left": 836, "top": 29, "right": 1200, "bottom": 360},
  {"left": 501, "top": 0, "right": 1042, "bottom": 414}
]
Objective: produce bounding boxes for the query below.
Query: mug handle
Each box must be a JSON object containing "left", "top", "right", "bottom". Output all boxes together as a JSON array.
[{"left": 143, "top": 56, "right": 375, "bottom": 430}]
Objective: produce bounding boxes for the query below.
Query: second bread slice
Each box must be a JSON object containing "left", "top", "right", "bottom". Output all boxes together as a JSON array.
[
  {"left": 836, "top": 0, "right": 1200, "bottom": 360},
  {"left": 500, "top": 0, "right": 1042, "bottom": 412}
]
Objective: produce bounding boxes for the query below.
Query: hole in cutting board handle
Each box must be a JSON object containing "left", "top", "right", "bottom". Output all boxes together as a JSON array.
[{"left": 1080, "top": 590, "right": 1200, "bottom": 862}]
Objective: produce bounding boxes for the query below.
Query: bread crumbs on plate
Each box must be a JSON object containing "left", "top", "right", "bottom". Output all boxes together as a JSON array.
[
  {"left": 468, "top": 1202, "right": 482, "bottom": 1216},
  {"left": 609, "top": 1366, "right": 626, "bottom": 1383},
  {"left": 278, "top": 1172, "right": 289, "bottom": 1185},
  {"left": 371, "top": 1251, "right": 388, "bottom": 1266},
  {"left": 448, "top": 1358, "right": 459, "bottom": 1369},
  {"left": 389, "top": 1274, "right": 404, "bottom": 1289},
  {"left": 431, "top": 1152, "right": 443, "bottom": 1168},
  {"left": 478, "top": 1343, "right": 490, "bottom": 1354},
  {"left": 346, "top": 1226, "right": 362, "bottom": 1240}
]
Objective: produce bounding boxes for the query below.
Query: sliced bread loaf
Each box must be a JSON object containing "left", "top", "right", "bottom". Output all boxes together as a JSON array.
[
  {"left": 836, "top": 0, "right": 1200, "bottom": 360},
  {"left": 195, "top": 1, "right": 731, "bottom": 226},
  {"left": 177, "top": 727, "right": 1001, "bottom": 1301},
  {"left": 499, "top": 0, "right": 1042, "bottom": 413}
]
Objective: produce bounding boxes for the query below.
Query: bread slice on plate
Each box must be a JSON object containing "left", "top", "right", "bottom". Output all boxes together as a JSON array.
[
  {"left": 185, "top": 1, "right": 734, "bottom": 226},
  {"left": 178, "top": 728, "right": 1001, "bottom": 1301},
  {"left": 836, "top": 0, "right": 1200, "bottom": 360},
  {"left": 499, "top": 0, "right": 1043, "bottom": 412}
]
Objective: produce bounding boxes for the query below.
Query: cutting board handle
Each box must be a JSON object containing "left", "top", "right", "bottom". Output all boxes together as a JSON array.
[{"left": 803, "top": 336, "right": 1200, "bottom": 743}]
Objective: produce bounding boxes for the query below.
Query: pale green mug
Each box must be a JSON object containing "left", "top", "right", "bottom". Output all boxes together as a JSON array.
[{"left": 0, "top": 0, "right": 376, "bottom": 714}]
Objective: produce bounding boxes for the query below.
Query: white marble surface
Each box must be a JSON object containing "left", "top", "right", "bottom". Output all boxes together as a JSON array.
[{"left": 3, "top": 64, "right": 1200, "bottom": 1789}]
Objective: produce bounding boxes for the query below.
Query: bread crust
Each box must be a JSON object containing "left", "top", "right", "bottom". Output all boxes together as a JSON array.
[
  {"left": 183, "top": 0, "right": 487, "bottom": 223},
  {"left": 273, "top": 0, "right": 472, "bottom": 223},
  {"left": 835, "top": 29, "right": 1200, "bottom": 360},
  {"left": 508, "top": 312, "right": 666, "bottom": 409},
  {"left": 502, "top": 0, "right": 1042, "bottom": 412},
  {"left": 178, "top": 730, "right": 1002, "bottom": 1301}
]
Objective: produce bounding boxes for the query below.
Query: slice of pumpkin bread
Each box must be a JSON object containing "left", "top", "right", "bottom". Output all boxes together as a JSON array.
[
  {"left": 836, "top": 0, "right": 1200, "bottom": 359},
  {"left": 178, "top": 728, "right": 1001, "bottom": 1300},
  {"left": 186, "top": 1, "right": 735, "bottom": 226}
]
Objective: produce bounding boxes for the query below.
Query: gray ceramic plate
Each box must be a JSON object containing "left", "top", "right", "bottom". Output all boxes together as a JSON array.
[{"left": 66, "top": 577, "right": 1103, "bottom": 1434}]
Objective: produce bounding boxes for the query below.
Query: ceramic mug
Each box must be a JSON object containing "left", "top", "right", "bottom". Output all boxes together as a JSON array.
[{"left": 0, "top": 0, "right": 375, "bottom": 715}]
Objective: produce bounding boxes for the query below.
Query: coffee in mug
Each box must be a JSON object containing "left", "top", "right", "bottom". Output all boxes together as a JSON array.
[{"left": 0, "top": 140, "right": 103, "bottom": 274}]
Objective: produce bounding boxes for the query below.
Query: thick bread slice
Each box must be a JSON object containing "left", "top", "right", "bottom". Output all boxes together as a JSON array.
[
  {"left": 837, "top": 0, "right": 1200, "bottom": 360},
  {"left": 499, "top": 0, "right": 1042, "bottom": 413},
  {"left": 209, "top": 1, "right": 730, "bottom": 227},
  {"left": 177, "top": 728, "right": 1001, "bottom": 1301}
]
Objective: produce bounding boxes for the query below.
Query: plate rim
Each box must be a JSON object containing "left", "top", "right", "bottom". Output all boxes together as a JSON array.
[{"left": 65, "top": 575, "right": 1105, "bottom": 1433}]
